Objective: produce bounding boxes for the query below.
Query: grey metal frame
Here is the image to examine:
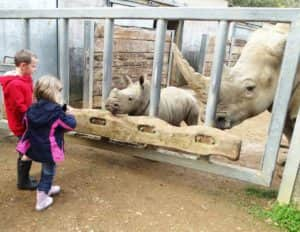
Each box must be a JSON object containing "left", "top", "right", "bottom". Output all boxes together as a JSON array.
[
  {"left": 83, "top": 21, "right": 95, "bottom": 109},
  {"left": 277, "top": 102, "right": 300, "bottom": 204},
  {"left": 197, "top": 33, "right": 208, "bottom": 74},
  {"left": 102, "top": 18, "right": 114, "bottom": 110},
  {"left": 58, "top": 18, "right": 70, "bottom": 104},
  {"left": 205, "top": 21, "right": 229, "bottom": 127},
  {"left": 0, "top": 8, "right": 299, "bottom": 190},
  {"left": 149, "top": 19, "right": 167, "bottom": 117}
]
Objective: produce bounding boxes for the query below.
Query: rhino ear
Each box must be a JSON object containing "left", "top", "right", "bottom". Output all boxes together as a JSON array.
[
  {"left": 265, "top": 31, "right": 287, "bottom": 58},
  {"left": 139, "top": 75, "right": 144, "bottom": 87},
  {"left": 123, "top": 75, "right": 133, "bottom": 86},
  {"left": 110, "top": 88, "right": 118, "bottom": 96}
]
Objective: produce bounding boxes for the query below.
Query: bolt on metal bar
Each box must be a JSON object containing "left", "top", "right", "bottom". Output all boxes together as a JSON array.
[
  {"left": 58, "top": 18, "right": 70, "bottom": 104},
  {"left": 149, "top": 19, "right": 167, "bottom": 117},
  {"left": 205, "top": 20, "right": 229, "bottom": 127},
  {"left": 261, "top": 20, "right": 300, "bottom": 185},
  {"left": 102, "top": 18, "right": 114, "bottom": 110}
]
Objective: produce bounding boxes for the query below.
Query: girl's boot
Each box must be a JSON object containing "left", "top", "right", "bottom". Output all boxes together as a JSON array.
[{"left": 36, "top": 190, "right": 53, "bottom": 211}]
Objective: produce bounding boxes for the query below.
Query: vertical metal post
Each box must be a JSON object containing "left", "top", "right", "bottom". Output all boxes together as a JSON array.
[
  {"left": 277, "top": 107, "right": 300, "bottom": 204},
  {"left": 149, "top": 19, "right": 167, "bottom": 117},
  {"left": 58, "top": 18, "right": 69, "bottom": 104},
  {"left": 24, "top": 19, "right": 30, "bottom": 49},
  {"left": 197, "top": 33, "right": 208, "bottom": 73},
  {"left": 204, "top": 20, "right": 229, "bottom": 127},
  {"left": 171, "top": 20, "right": 184, "bottom": 86},
  {"left": 83, "top": 21, "right": 95, "bottom": 108},
  {"left": 102, "top": 18, "right": 114, "bottom": 110},
  {"left": 262, "top": 20, "right": 300, "bottom": 185},
  {"left": 166, "top": 31, "right": 175, "bottom": 86}
]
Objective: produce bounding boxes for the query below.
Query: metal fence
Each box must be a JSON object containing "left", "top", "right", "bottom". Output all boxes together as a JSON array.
[{"left": 0, "top": 7, "right": 300, "bottom": 203}]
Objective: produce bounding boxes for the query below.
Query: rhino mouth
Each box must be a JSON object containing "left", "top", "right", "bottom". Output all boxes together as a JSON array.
[
  {"left": 105, "top": 103, "right": 120, "bottom": 115},
  {"left": 215, "top": 112, "right": 232, "bottom": 129}
]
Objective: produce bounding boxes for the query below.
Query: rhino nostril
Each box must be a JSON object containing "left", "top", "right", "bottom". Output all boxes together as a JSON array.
[
  {"left": 113, "top": 103, "right": 119, "bottom": 107},
  {"left": 216, "top": 115, "right": 227, "bottom": 129},
  {"left": 217, "top": 116, "right": 226, "bottom": 123}
]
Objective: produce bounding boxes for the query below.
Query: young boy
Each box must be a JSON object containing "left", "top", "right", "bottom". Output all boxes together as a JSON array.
[{"left": 0, "top": 49, "right": 38, "bottom": 190}]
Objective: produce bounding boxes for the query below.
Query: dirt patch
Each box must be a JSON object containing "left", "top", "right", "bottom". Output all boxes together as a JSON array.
[{"left": 0, "top": 111, "right": 283, "bottom": 231}]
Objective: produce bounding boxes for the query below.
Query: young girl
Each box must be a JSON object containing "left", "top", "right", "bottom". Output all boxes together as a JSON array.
[{"left": 17, "top": 75, "right": 76, "bottom": 211}]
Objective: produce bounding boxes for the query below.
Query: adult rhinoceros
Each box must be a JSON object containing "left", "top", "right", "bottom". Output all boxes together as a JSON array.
[
  {"left": 105, "top": 75, "right": 199, "bottom": 126},
  {"left": 174, "top": 23, "right": 298, "bottom": 141}
]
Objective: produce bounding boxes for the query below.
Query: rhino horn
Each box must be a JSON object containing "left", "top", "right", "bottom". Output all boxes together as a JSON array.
[
  {"left": 124, "top": 75, "right": 133, "bottom": 86},
  {"left": 172, "top": 42, "right": 211, "bottom": 105}
]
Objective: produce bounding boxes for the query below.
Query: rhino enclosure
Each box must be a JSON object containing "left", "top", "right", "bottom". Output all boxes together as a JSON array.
[{"left": 0, "top": 7, "right": 300, "bottom": 207}]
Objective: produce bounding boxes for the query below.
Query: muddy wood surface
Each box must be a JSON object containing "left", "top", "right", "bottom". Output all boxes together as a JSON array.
[{"left": 0, "top": 112, "right": 285, "bottom": 232}]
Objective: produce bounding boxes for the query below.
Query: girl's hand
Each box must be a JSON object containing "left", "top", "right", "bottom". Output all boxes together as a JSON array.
[{"left": 66, "top": 105, "right": 75, "bottom": 113}]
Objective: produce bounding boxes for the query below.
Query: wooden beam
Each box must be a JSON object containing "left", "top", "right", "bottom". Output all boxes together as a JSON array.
[{"left": 72, "top": 109, "right": 241, "bottom": 161}]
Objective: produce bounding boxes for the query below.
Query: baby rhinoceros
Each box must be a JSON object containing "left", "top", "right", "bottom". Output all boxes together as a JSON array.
[{"left": 105, "top": 75, "right": 199, "bottom": 126}]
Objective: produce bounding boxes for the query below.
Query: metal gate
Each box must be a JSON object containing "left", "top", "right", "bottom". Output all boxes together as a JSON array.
[{"left": 0, "top": 8, "right": 300, "bottom": 190}]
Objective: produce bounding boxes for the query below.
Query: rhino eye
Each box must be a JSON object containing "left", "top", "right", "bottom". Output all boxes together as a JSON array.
[
  {"left": 128, "top": 97, "right": 133, "bottom": 101},
  {"left": 246, "top": 86, "right": 255, "bottom": 92}
]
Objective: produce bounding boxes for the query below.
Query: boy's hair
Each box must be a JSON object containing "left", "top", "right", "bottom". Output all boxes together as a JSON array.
[
  {"left": 14, "top": 49, "right": 37, "bottom": 67},
  {"left": 34, "top": 75, "right": 63, "bottom": 104}
]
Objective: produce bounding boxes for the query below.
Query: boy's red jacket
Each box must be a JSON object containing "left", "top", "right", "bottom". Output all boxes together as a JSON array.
[{"left": 0, "top": 75, "right": 33, "bottom": 136}]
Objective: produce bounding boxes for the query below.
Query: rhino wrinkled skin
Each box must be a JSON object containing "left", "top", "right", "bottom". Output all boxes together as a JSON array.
[{"left": 105, "top": 75, "right": 199, "bottom": 126}]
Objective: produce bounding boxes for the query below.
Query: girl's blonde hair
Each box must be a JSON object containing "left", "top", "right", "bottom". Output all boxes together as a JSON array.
[{"left": 34, "top": 75, "right": 63, "bottom": 104}]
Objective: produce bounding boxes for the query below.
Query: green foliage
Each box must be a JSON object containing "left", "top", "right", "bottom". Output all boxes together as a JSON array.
[
  {"left": 249, "top": 203, "right": 300, "bottom": 232},
  {"left": 227, "top": 0, "right": 300, "bottom": 7},
  {"left": 245, "top": 187, "right": 277, "bottom": 199}
]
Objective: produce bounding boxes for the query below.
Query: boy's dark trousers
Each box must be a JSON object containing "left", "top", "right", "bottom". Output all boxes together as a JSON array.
[{"left": 17, "top": 155, "right": 38, "bottom": 190}]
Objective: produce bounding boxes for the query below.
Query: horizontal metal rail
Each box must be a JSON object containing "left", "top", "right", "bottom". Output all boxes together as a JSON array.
[{"left": 0, "top": 8, "right": 299, "bottom": 22}]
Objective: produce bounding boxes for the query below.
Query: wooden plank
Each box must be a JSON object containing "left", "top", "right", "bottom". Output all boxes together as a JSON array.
[
  {"left": 72, "top": 109, "right": 241, "bottom": 161},
  {"left": 95, "top": 38, "right": 171, "bottom": 53}
]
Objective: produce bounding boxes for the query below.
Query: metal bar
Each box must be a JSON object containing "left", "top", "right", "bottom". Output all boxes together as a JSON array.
[
  {"left": 277, "top": 108, "right": 300, "bottom": 204},
  {"left": 171, "top": 20, "right": 184, "bottom": 86},
  {"left": 0, "top": 119, "right": 8, "bottom": 130},
  {"left": 197, "top": 33, "right": 208, "bottom": 73},
  {"left": 109, "top": 0, "right": 154, "bottom": 7},
  {"left": 24, "top": 19, "right": 30, "bottom": 49},
  {"left": 166, "top": 30, "right": 175, "bottom": 86},
  {"left": 102, "top": 18, "right": 114, "bottom": 110},
  {"left": 83, "top": 21, "right": 95, "bottom": 108},
  {"left": 205, "top": 20, "right": 229, "bottom": 127},
  {"left": 0, "top": 8, "right": 298, "bottom": 22},
  {"left": 70, "top": 133, "right": 269, "bottom": 186},
  {"left": 262, "top": 20, "right": 300, "bottom": 186},
  {"left": 149, "top": 19, "right": 167, "bottom": 117},
  {"left": 110, "top": 0, "right": 184, "bottom": 7},
  {"left": 134, "top": 152, "right": 268, "bottom": 186},
  {"left": 58, "top": 18, "right": 69, "bottom": 104}
]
